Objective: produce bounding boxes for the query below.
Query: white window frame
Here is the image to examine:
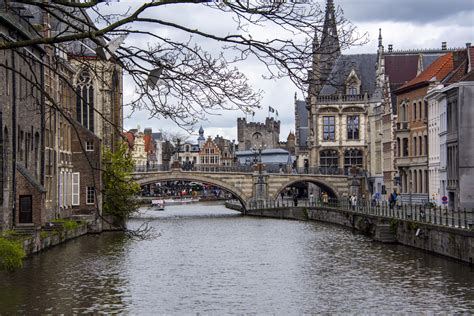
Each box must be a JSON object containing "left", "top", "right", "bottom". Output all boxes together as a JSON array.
[
  {"left": 86, "top": 141, "right": 94, "bottom": 151},
  {"left": 86, "top": 186, "right": 95, "bottom": 205},
  {"left": 72, "top": 172, "right": 80, "bottom": 206}
]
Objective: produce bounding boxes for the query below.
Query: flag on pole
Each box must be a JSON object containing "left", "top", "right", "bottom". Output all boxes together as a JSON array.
[
  {"left": 276, "top": 110, "right": 279, "bottom": 117},
  {"left": 268, "top": 106, "right": 275, "bottom": 113}
]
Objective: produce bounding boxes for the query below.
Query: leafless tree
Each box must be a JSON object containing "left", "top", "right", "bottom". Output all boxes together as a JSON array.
[
  {"left": 1, "top": 0, "right": 365, "bottom": 129},
  {"left": 0, "top": 0, "right": 365, "bottom": 237}
]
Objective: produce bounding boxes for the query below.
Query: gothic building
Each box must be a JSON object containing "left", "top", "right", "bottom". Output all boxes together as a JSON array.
[
  {"left": 294, "top": 0, "right": 460, "bottom": 201},
  {"left": 297, "top": 0, "right": 381, "bottom": 178},
  {"left": 0, "top": 3, "right": 123, "bottom": 231}
]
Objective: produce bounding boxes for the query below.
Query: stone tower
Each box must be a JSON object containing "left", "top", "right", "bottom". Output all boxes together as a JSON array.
[{"left": 237, "top": 117, "right": 280, "bottom": 150}]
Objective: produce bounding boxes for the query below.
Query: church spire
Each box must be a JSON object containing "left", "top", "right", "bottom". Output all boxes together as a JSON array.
[
  {"left": 378, "top": 28, "right": 383, "bottom": 49},
  {"left": 321, "top": 0, "right": 340, "bottom": 54},
  {"left": 307, "top": 27, "right": 320, "bottom": 100}
]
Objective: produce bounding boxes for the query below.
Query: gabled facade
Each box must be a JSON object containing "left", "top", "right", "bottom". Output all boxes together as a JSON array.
[{"left": 394, "top": 52, "right": 455, "bottom": 205}]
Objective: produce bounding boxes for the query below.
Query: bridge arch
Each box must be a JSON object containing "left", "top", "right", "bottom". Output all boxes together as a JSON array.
[
  {"left": 134, "top": 173, "right": 250, "bottom": 209},
  {"left": 271, "top": 177, "right": 341, "bottom": 200}
]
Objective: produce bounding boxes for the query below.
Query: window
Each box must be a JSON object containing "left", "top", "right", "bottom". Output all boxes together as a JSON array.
[
  {"left": 319, "top": 149, "right": 339, "bottom": 174},
  {"left": 347, "top": 115, "right": 359, "bottom": 140},
  {"left": 348, "top": 86, "right": 357, "bottom": 95},
  {"left": 86, "top": 186, "right": 95, "bottom": 205},
  {"left": 323, "top": 116, "right": 336, "bottom": 141},
  {"left": 413, "top": 102, "right": 417, "bottom": 120},
  {"left": 72, "top": 172, "right": 80, "bottom": 205},
  {"left": 344, "top": 149, "right": 363, "bottom": 175},
  {"left": 86, "top": 141, "right": 94, "bottom": 151},
  {"left": 76, "top": 69, "right": 94, "bottom": 132}
]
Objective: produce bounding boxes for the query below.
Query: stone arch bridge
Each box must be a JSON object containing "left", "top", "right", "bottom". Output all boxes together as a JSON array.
[{"left": 132, "top": 169, "right": 350, "bottom": 209}]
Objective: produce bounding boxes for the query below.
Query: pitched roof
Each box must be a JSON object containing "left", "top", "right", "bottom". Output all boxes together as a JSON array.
[
  {"left": 17, "top": 163, "right": 47, "bottom": 193},
  {"left": 320, "top": 54, "right": 378, "bottom": 96},
  {"left": 396, "top": 53, "right": 454, "bottom": 93}
]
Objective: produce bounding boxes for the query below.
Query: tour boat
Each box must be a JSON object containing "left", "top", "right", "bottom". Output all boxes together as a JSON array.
[
  {"left": 163, "top": 197, "right": 200, "bottom": 204},
  {"left": 151, "top": 199, "right": 165, "bottom": 211}
]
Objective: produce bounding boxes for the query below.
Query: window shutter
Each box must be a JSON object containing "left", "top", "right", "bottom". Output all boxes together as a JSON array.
[
  {"left": 59, "top": 173, "right": 63, "bottom": 207},
  {"left": 72, "top": 172, "right": 80, "bottom": 206}
]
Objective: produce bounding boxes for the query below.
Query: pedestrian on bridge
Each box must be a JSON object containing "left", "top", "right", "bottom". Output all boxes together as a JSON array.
[{"left": 293, "top": 194, "right": 298, "bottom": 207}]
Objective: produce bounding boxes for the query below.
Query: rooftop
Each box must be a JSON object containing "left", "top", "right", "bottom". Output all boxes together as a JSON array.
[{"left": 396, "top": 53, "right": 454, "bottom": 93}]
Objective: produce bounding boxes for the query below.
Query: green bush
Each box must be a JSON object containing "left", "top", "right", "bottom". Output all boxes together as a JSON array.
[
  {"left": 389, "top": 218, "right": 399, "bottom": 234},
  {"left": 51, "top": 219, "right": 80, "bottom": 231},
  {"left": 0, "top": 237, "right": 26, "bottom": 272}
]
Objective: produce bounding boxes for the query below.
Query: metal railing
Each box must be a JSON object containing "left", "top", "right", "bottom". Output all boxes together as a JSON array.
[
  {"left": 243, "top": 197, "right": 474, "bottom": 230},
  {"left": 133, "top": 164, "right": 353, "bottom": 176}
]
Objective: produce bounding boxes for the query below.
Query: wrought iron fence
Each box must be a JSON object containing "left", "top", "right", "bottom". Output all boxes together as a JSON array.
[{"left": 243, "top": 197, "right": 473, "bottom": 230}]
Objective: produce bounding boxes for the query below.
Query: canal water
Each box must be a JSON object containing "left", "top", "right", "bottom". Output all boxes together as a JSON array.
[{"left": 0, "top": 201, "right": 473, "bottom": 314}]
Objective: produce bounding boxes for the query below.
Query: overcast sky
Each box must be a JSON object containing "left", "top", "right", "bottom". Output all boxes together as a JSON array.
[{"left": 122, "top": 0, "right": 474, "bottom": 143}]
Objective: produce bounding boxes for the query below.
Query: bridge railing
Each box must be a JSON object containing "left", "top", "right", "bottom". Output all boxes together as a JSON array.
[
  {"left": 134, "top": 164, "right": 353, "bottom": 176},
  {"left": 243, "top": 197, "right": 474, "bottom": 230}
]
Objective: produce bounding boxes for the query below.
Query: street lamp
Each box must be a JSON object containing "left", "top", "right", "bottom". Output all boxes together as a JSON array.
[{"left": 176, "top": 138, "right": 181, "bottom": 164}]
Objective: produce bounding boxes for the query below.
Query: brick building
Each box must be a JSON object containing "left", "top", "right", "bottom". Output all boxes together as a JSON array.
[{"left": 394, "top": 53, "right": 455, "bottom": 204}]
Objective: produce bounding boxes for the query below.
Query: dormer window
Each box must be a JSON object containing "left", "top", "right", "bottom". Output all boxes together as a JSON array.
[{"left": 345, "top": 69, "right": 361, "bottom": 96}]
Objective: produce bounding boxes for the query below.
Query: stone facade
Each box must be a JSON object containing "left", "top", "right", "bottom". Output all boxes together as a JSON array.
[
  {"left": 0, "top": 6, "right": 46, "bottom": 229},
  {"left": 237, "top": 117, "right": 280, "bottom": 150},
  {"left": 0, "top": 4, "right": 123, "bottom": 231}
]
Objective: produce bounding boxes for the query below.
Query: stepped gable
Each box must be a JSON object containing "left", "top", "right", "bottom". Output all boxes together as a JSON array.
[{"left": 320, "top": 54, "right": 378, "bottom": 96}]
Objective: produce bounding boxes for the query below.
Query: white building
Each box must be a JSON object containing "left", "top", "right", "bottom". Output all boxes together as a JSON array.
[{"left": 426, "top": 85, "right": 443, "bottom": 205}]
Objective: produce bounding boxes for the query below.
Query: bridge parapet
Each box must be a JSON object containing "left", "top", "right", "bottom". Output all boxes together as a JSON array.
[{"left": 132, "top": 169, "right": 351, "bottom": 209}]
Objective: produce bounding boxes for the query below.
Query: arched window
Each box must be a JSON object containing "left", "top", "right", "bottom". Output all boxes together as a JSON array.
[
  {"left": 76, "top": 69, "right": 94, "bottom": 132},
  {"left": 319, "top": 149, "right": 339, "bottom": 174},
  {"left": 344, "top": 149, "right": 363, "bottom": 175}
]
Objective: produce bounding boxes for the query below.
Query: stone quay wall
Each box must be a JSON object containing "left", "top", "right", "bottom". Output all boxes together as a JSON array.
[
  {"left": 20, "top": 224, "right": 88, "bottom": 256},
  {"left": 236, "top": 204, "right": 474, "bottom": 264}
]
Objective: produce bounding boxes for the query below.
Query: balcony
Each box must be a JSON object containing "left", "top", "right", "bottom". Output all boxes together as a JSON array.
[{"left": 396, "top": 121, "right": 409, "bottom": 131}]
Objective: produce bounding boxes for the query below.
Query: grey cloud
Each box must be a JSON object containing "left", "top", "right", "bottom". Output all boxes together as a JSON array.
[{"left": 338, "top": 0, "right": 474, "bottom": 24}]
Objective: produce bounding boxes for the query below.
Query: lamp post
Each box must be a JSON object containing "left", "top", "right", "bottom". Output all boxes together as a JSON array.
[
  {"left": 176, "top": 138, "right": 181, "bottom": 163},
  {"left": 252, "top": 146, "right": 266, "bottom": 206},
  {"left": 172, "top": 138, "right": 181, "bottom": 169}
]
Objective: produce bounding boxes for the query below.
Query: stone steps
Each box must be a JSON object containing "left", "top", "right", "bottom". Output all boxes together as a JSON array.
[{"left": 374, "top": 224, "right": 397, "bottom": 243}]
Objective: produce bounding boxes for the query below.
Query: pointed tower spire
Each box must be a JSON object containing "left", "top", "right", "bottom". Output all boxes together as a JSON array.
[
  {"left": 378, "top": 28, "right": 383, "bottom": 48},
  {"left": 307, "top": 27, "right": 321, "bottom": 100},
  {"left": 316, "top": 0, "right": 340, "bottom": 95},
  {"left": 321, "top": 0, "right": 340, "bottom": 54}
]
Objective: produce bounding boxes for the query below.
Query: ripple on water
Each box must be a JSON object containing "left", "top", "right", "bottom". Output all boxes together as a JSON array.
[{"left": 0, "top": 202, "right": 472, "bottom": 314}]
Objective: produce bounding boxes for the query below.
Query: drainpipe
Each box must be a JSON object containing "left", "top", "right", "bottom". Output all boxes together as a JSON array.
[
  {"left": 40, "top": 53, "right": 45, "bottom": 186},
  {"left": 11, "top": 49, "right": 17, "bottom": 227}
]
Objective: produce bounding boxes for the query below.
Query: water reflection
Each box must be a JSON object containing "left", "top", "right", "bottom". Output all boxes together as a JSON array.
[{"left": 0, "top": 202, "right": 472, "bottom": 314}]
